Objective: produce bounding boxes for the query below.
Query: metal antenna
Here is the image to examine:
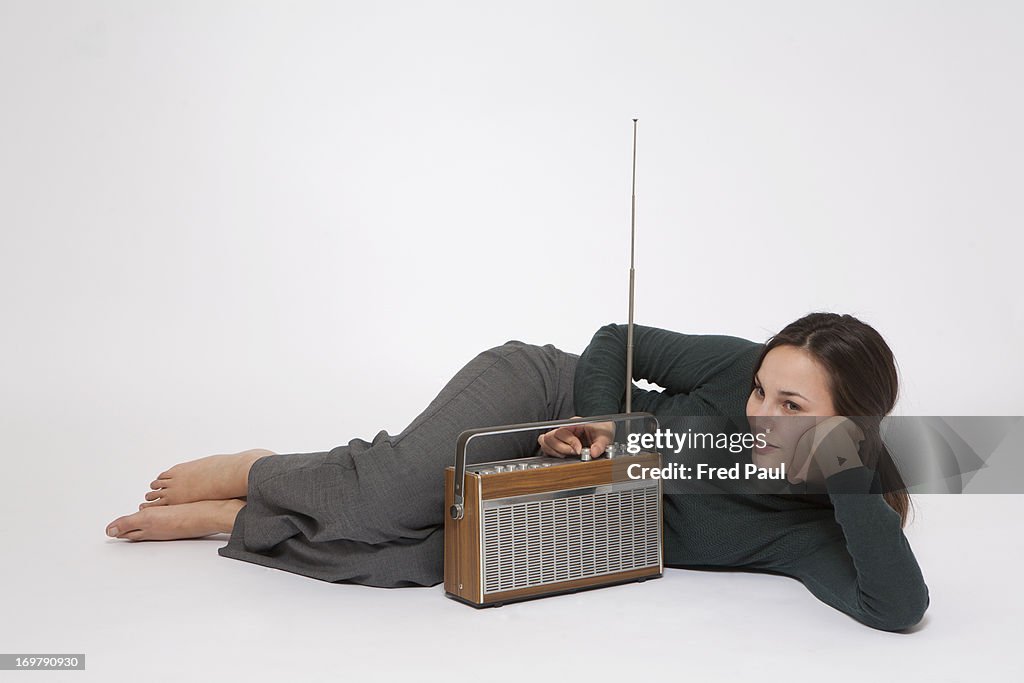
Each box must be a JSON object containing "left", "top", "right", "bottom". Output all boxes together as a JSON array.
[{"left": 625, "top": 118, "right": 638, "bottom": 414}]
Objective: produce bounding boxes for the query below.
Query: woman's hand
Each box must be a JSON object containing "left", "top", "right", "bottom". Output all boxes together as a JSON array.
[
  {"left": 537, "top": 417, "right": 616, "bottom": 458},
  {"left": 788, "top": 416, "right": 866, "bottom": 484}
]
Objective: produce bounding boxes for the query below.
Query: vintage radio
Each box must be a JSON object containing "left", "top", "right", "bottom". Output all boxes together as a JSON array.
[
  {"left": 444, "top": 413, "right": 663, "bottom": 607},
  {"left": 445, "top": 120, "right": 661, "bottom": 607}
]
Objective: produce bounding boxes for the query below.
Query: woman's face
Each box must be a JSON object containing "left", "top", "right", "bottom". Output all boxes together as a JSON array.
[{"left": 745, "top": 345, "right": 837, "bottom": 471}]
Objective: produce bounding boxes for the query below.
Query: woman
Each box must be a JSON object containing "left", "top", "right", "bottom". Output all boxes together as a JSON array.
[{"left": 105, "top": 312, "right": 929, "bottom": 631}]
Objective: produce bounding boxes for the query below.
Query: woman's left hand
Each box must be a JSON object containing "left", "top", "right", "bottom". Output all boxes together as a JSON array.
[{"left": 788, "top": 416, "right": 866, "bottom": 484}]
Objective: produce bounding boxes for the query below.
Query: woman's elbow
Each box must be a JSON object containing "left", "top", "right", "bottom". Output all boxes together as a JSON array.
[{"left": 864, "top": 585, "right": 930, "bottom": 632}]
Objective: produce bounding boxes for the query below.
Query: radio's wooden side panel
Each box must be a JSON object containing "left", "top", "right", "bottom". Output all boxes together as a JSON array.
[
  {"left": 444, "top": 469, "right": 481, "bottom": 602},
  {"left": 443, "top": 468, "right": 457, "bottom": 596}
]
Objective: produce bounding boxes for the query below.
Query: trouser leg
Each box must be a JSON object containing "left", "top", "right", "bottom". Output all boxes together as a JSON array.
[{"left": 218, "top": 340, "right": 579, "bottom": 586}]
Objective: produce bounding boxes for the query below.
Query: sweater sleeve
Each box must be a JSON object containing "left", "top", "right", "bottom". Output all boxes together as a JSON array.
[
  {"left": 782, "top": 467, "right": 930, "bottom": 631},
  {"left": 573, "top": 322, "right": 762, "bottom": 416}
]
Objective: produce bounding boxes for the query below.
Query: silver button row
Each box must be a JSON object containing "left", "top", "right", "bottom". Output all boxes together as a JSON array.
[{"left": 481, "top": 463, "right": 554, "bottom": 474}]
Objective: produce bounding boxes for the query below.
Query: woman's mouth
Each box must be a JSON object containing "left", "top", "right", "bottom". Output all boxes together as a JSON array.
[{"left": 753, "top": 443, "right": 778, "bottom": 455}]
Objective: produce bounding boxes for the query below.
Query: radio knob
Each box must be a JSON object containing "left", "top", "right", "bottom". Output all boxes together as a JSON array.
[
  {"left": 517, "top": 463, "right": 529, "bottom": 471},
  {"left": 580, "top": 447, "right": 591, "bottom": 462}
]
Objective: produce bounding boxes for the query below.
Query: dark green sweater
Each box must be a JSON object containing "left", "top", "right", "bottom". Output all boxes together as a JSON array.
[{"left": 573, "top": 323, "right": 930, "bottom": 631}]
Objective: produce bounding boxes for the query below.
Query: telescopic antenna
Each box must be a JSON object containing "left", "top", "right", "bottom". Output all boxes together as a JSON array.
[{"left": 625, "top": 118, "right": 638, "bottom": 414}]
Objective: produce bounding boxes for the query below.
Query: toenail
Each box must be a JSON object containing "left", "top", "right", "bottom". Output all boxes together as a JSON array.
[{"left": 107, "top": 526, "right": 119, "bottom": 537}]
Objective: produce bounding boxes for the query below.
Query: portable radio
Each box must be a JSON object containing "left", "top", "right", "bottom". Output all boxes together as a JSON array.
[{"left": 444, "top": 413, "right": 663, "bottom": 607}]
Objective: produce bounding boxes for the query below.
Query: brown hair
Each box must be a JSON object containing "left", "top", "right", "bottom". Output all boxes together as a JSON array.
[{"left": 751, "top": 312, "right": 912, "bottom": 526}]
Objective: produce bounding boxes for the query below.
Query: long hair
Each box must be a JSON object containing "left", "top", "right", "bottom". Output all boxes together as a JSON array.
[{"left": 751, "top": 312, "right": 912, "bottom": 526}]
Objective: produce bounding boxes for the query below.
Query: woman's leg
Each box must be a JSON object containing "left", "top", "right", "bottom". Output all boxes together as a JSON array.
[
  {"left": 109, "top": 340, "right": 579, "bottom": 587},
  {"left": 217, "top": 340, "right": 579, "bottom": 586}
]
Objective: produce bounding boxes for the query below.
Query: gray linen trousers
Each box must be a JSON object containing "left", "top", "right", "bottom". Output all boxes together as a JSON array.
[{"left": 218, "top": 340, "right": 579, "bottom": 587}]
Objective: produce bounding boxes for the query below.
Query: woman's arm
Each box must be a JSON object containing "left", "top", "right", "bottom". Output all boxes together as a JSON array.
[
  {"left": 780, "top": 420, "right": 930, "bottom": 631},
  {"left": 784, "top": 466, "right": 930, "bottom": 631},
  {"left": 573, "top": 323, "right": 762, "bottom": 416}
]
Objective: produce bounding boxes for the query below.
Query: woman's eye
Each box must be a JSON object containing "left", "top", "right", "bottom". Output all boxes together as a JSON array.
[
  {"left": 785, "top": 401, "right": 801, "bottom": 412},
  {"left": 753, "top": 385, "right": 765, "bottom": 398}
]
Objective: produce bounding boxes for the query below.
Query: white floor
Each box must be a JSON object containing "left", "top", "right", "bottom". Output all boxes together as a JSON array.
[{"left": 3, "top": 450, "right": 1021, "bottom": 682}]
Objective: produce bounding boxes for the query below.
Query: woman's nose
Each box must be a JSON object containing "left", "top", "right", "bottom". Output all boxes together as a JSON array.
[{"left": 749, "top": 411, "right": 774, "bottom": 431}]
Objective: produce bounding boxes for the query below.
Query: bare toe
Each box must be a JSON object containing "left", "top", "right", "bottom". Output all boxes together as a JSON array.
[
  {"left": 144, "top": 490, "right": 163, "bottom": 501},
  {"left": 107, "top": 509, "right": 152, "bottom": 539},
  {"left": 150, "top": 478, "right": 168, "bottom": 490},
  {"left": 106, "top": 512, "right": 142, "bottom": 538}
]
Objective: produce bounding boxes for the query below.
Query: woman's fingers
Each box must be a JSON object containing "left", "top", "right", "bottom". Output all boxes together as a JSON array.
[
  {"left": 835, "top": 416, "right": 865, "bottom": 444},
  {"left": 585, "top": 421, "right": 617, "bottom": 456},
  {"left": 538, "top": 426, "right": 583, "bottom": 457},
  {"left": 538, "top": 422, "right": 619, "bottom": 458},
  {"left": 807, "top": 417, "right": 865, "bottom": 478},
  {"left": 538, "top": 431, "right": 573, "bottom": 457},
  {"left": 551, "top": 426, "right": 583, "bottom": 455},
  {"left": 537, "top": 432, "right": 561, "bottom": 457},
  {"left": 789, "top": 421, "right": 821, "bottom": 484},
  {"left": 789, "top": 417, "right": 864, "bottom": 483}
]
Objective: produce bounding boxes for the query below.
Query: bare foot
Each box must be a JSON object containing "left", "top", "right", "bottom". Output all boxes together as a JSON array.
[
  {"left": 141, "top": 448, "right": 274, "bottom": 507},
  {"left": 106, "top": 499, "right": 245, "bottom": 541}
]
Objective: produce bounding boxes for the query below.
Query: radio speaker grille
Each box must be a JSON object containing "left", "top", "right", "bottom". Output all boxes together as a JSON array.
[{"left": 481, "top": 483, "right": 660, "bottom": 595}]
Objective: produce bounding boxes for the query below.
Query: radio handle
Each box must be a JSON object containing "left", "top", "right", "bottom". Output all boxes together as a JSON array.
[{"left": 449, "top": 411, "right": 658, "bottom": 520}]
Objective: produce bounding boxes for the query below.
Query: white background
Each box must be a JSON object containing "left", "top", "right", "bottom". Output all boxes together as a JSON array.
[{"left": 1, "top": 1, "right": 1022, "bottom": 681}]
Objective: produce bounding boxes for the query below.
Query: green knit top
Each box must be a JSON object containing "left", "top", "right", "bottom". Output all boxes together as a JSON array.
[{"left": 573, "top": 323, "right": 930, "bottom": 631}]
